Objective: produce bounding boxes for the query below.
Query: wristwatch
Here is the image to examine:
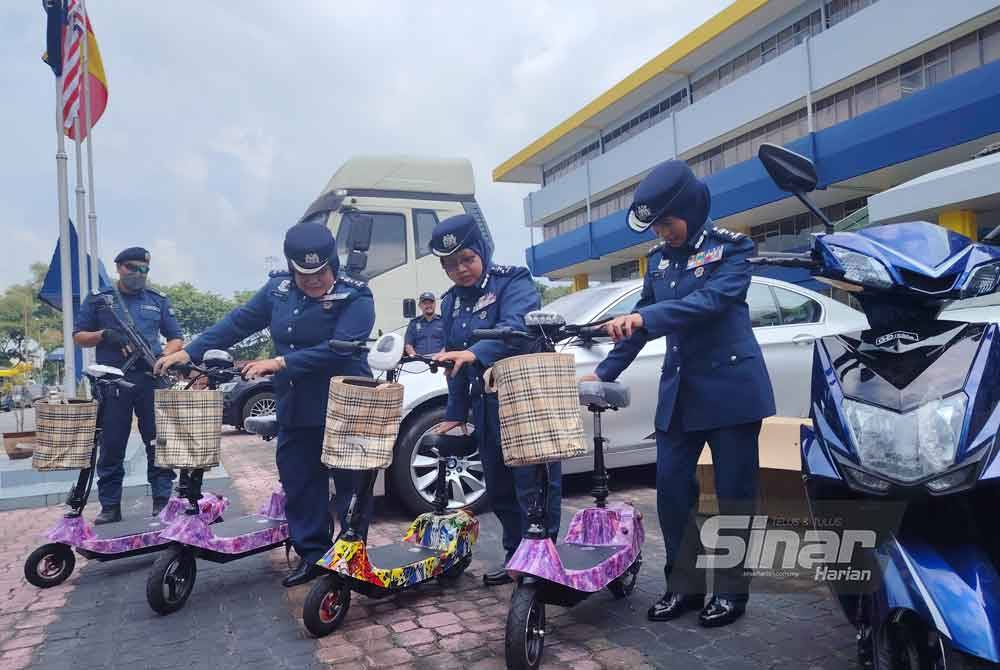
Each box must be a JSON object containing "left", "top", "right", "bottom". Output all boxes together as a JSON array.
[{"left": 275, "top": 356, "right": 287, "bottom": 369}]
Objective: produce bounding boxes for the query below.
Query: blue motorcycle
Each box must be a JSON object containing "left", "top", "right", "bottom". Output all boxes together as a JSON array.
[{"left": 754, "top": 143, "right": 1000, "bottom": 669}]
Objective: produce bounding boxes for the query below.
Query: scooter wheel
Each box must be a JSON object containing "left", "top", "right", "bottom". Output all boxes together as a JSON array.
[
  {"left": 506, "top": 582, "right": 546, "bottom": 670},
  {"left": 608, "top": 552, "right": 642, "bottom": 598},
  {"left": 303, "top": 575, "right": 351, "bottom": 638},
  {"left": 147, "top": 544, "right": 197, "bottom": 615},
  {"left": 24, "top": 543, "right": 75, "bottom": 588}
]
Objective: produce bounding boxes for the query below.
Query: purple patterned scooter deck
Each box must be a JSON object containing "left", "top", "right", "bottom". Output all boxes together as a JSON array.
[
  {"left": 157, "top": 488, "right": 288, "bottom": 554},
  {"left": 45, "top": 493, "right": 228, "bottom": 557},
  {"left": 506, "top": 501, "right": 644, "bottom": 592}
]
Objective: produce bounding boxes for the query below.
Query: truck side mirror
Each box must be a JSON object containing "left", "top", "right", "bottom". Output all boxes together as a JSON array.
[{"left": 403, "top": 299, "right": 417, "bottom": 320}]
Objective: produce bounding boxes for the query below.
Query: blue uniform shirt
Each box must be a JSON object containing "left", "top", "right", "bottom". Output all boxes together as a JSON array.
[
  {"left": 186, "top": 272, "right": 375, "bottom": 428},
  {"left": 596, "top": 224, "right": 776, "bottom": 432},
  {"left": 440, "top": 264, "right": 541, "bottom": 422},
  {"left": 74, "top": 286, "right": 183, "bottom": 368},
  {"left": 404, "top": 315, "right": 445, "bottom": 355}
]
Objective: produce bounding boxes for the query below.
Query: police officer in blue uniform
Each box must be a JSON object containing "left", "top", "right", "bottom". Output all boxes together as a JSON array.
[
  {"left": 429, "top": 214, "right": 562, "bottom": 586},
  {"left": 73, "top": 247, "right": 184, "bottom": 524},
  {"left": 155, "top": 222, "right": 375, "bottom": 587},
  {"left": 404, "top": 292, "right": 445, "bottom": 356},
  {"left": 586, "top": 160, "right": 775, "bottom": 627}
]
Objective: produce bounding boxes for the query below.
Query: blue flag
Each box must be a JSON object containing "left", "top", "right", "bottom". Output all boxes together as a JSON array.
[{"left": 42, "top": 0, "right": 66, "bottom": 76}]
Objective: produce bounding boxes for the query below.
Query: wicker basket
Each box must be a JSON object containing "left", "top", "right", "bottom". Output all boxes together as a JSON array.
[
  {"left": 154, "top": 389, "right": 223, "bottom": 469},
  {"left": 486, "top": 353, "right": 587, "bottom": 466},
  {"left": 32, "top": 400, "right": 98, "bottom": 471},
  {"left": 322, "top": 377, "right": 403, "bottom": 471}
]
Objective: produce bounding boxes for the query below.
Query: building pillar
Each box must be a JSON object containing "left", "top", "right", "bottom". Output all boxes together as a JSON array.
[
  {"left": 638, "top": 255, "right": 648, "bottom": 276},
  {"left": 939, "top": 210, "right": 978, "bottom": 239},
  {"left": 572, "top": 274, "right": 589, "bottom": 292}
]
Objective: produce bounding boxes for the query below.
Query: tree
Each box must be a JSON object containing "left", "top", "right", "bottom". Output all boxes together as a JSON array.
[
  {"left": 0, "top": 263, "right": 62, "bottom": 367},
  {"left": 534, "top": 281, "right": 572, "bottom": 306},
  {"left": 156, "top": 284, "right": 273, "bottom": 361}
]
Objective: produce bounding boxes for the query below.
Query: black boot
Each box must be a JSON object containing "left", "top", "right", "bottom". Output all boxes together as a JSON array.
[
  {"left": 282, "top": 557, "right": 322, "bottom": 588},
  {"left": 483, "top": 567, "right": 513, "bottom": 586},
  {"left": 94, "top": 505, "right": 122, "bottom": 525},
  {"left": 648, "top": 565, "right": 704, "bottom": 622},
  {"left": 698, "top": 596, "right": 746, "bottom": 627},
  {"left": 152, "top": 497, "right": 169, "bottom": 516}
]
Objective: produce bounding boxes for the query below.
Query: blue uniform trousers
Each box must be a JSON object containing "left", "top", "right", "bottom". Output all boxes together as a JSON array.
[
  {"left": 475, "top": 394, "right": 562, "bottom": 558},
  {"left": 276, "top": 427, "right": 373, "bottom": 563},
  {"left": 97, "top": 373, "right": 175, "bottom": 507},
  {"left": 656, "top": 413, "right": 761, "bottom": 602}
]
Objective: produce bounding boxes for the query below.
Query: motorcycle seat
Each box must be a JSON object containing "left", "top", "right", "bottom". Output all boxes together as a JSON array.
[{"left": 578, "top": 381, "right": 630, "bottom": 410}]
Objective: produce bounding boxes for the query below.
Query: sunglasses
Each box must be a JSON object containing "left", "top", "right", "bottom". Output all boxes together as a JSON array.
[{"left": 124, "top": 263, "right": 149, "bottom": 274}]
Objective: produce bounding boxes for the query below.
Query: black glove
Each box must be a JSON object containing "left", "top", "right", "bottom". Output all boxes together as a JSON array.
[{"left": 101, "top": 329, "right": 128, "bottom": 348}]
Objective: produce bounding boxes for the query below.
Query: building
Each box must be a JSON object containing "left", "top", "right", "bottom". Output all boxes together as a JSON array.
[{"left": 493, "top": 0, "right": 1000, "bottom": 287}]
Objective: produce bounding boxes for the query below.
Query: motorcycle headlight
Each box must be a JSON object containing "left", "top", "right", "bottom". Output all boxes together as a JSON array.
[
  {"left": 842, "top": 394, "right": 966, "bottom": 482},
  {"left": 962, "top": 261, "right": 1000, "bottom": 298},
  {"left": 828, "top": 246, "right": 893, "bottom": 289},
  {"left": 218, "top": 381, "right": 238, "bottom": 393}
]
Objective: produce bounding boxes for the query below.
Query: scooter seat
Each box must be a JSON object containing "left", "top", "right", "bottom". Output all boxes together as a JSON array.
[
  {"left": 419, "top": 433, "right": 477, "bottom": 458},
  {"left": 244, "top": 414, "right": 279, "bottom": 439},
  {"left": 578, "top": 381, "right": 630, "bottom": 410}
]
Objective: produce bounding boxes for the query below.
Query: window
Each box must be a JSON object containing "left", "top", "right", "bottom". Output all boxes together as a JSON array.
[
  {"left": 983, "top": 23, "right": 1000, "bottom": 63},
  {"left": 923, "top": 46, "right": 951, "bottom": 86},
  {"left": 835, "top": 90, "right": 852, "bottom": 123},
  {"left": 774, "top": 287, "right": 822, "bottom": 324},
  {"left": 900, "top": 57, "right": 924, "bottom": 96},
  {"left": 362, "top": 212, "right": 407, "bottom": 279},
  {"left": 952, "top": 32, "right": 981, "bottom": 75},
  {"left": 601, "top": 290, "right": 643, "bottom": 318},
  {"left": 412, "top": 209, "right": 438, "bottom": 259},
  {"left": 853, "top": 78, "right": 877, "bottom": 116},
  {"left": 610, "top": 261, "right": 641, "bottom": 283},
  {"left": 748, "top": 283, "right": 781, "bottom": 327},
  {"left": 877, "top": 70, "right": 900, "bottom": 105},
  {"left": 815, "top": 98, "right": 837, "bottom": 130}
]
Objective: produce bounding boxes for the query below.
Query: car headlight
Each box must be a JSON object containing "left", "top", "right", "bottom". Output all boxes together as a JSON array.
[
  {"left": 842, "top": 394, "right": 966, "bottom": 482},
  {"left": 828, "top": 246, "right": 893, "bottom": 289},
  {"left": 218, "top": 381, "right": 238, "bottom": 393}
]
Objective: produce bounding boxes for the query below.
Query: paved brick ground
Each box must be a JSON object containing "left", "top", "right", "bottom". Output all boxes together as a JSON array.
[{"left": 2, "top": 432, "right": 861, "bottom": 669}]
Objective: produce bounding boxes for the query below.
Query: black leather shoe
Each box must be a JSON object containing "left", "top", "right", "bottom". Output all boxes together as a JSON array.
[
  {"left": 282, "top": 558, "right": 322, "bottom": 588},
  {"left": 483, "top": 568, "right": 513, "bottom": 586},
  {"left": 647, "top": 592, "right": 705, "bottom": 621},
  {"left": 93, "top": 506, "right": 122, "bottom": 525},
  {"left": 152, "top": 497, "right": 169, "bottom": 516},
  {"left": 698, "top": 596, "right": 746, "bottom": 627}
]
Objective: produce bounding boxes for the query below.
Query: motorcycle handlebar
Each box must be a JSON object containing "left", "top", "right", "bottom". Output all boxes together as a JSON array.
[
  {"left": 470, "top": 327, "right": 533, "bottom": 342},
  {"left": 328, "top": 339, "right": 372, "bottom": 354}
]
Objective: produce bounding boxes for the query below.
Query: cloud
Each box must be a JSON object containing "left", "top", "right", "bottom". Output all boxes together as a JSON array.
[{"left": 0, "top": 0, "right": 731, "bottom": 296}]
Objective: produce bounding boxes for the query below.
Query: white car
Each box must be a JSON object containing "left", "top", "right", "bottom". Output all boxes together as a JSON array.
[{"left": 385, "top": 276, "right": 870, "bottom": 515}]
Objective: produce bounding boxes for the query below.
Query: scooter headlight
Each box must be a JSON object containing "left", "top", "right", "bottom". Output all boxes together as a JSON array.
[
  {"left": 842, "top": 394, "right": 966, "bottom": 483},
  {"left": 828, "top": 246, "right": 893, "bottom": 290}
]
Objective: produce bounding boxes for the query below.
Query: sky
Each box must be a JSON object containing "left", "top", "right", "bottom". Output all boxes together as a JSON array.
[{"left": 0, "top": 1, "right": 731, "bottom": 297}]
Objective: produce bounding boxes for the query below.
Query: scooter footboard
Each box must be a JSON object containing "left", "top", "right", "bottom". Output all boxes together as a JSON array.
[{"left": 875, "top": 536, "right": 1000, "bottom": 662}]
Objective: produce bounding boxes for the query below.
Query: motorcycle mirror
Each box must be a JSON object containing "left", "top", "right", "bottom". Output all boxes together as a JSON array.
[
  {"left": 202, "top": 349, "right": 233, "bottom": 368},
  {"left": 758, "top": 143, "right": 834, "bottom": 235},
  {"left": 403, "top": 299, "right": 417, "bottom": 319}
]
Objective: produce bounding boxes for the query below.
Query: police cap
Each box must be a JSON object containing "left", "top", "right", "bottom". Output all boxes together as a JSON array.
[
  {"left": 418, "top": 292, "right": 435, "bottom": 303},
  {"left": 626, "top": 160, "right": 710, "bottom": 233},
  {"left": 283, "top": 222, "right": 339, "bottom": 275},
  {"left": 114, "top": 247, "right": 150, "bottom": 265},
  {"left": 429, "top": 214, "right": 479, "bottom": 257}
]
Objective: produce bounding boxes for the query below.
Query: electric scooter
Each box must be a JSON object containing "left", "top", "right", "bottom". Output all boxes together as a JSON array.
[
  {"left": 301, "top": 333, "right": 480, "bottom": 637},
  {"left": 23, "top": 342, "right": 228, "bottom": 589},
  {"left": 145, "top": 355, "right": 289, "bottom": 615},
  {"left": 470, "top": 313, "right": 643, "bottom": 670},
  {"left": 753, "top": 142, "right": 1000, "bottom": 668}
]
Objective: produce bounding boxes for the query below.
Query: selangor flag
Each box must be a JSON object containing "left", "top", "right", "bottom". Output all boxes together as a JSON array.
[{"left": 43, "top": 0, "right": 109, "bottom": 141}]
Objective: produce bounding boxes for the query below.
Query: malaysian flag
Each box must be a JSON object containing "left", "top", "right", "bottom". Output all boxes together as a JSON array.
[{"left": 43, "top": 0, "right": 108, "bottom": 141}]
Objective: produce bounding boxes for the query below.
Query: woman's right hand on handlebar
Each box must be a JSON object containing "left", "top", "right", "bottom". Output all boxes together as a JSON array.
[
  {"left": 434, "top": 420, "right": 468, "bottom": 435},
  {"left": 154, "top": 350, "right": 191, "bottom": 376}
]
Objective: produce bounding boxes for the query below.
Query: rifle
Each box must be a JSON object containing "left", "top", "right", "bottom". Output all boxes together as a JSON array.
[{"left": 97, "top": 294, "right": 159, "bottom": 374}]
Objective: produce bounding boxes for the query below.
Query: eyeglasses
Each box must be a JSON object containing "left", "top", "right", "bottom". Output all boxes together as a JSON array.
[
  {"left": 124, "top": 263, "right": 149, "bottom": 274},
  {"left": 440, "top": 254, "right": 479, "bottom": 272}
]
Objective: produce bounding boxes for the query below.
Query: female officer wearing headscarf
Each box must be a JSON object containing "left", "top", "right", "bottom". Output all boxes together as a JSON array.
[
  {"left": 584, "top": 160, "right": 775, "bottom": 627},
  {"left": 429, "top": 214, "right": 562, "bottom": 586},
  {"left": 155, "top": 222, "right": 375, "bottom": 587}
]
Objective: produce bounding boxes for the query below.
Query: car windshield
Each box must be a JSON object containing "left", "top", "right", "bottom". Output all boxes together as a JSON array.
[{"left": 544, "top": 285, "right": 631, "bottom": 323}]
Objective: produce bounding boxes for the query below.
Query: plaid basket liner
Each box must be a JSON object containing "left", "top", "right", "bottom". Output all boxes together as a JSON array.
[
  {"left": 32, "top": 400, "right": 98, "bottom": 471},
  {"left": 154, "top": 389, "right": 223, "bottom": 469},
  {"left": 323, "top": 376, "right": 403, "bottom": 471},
  {"left": 487, "top": 353, "right": 587, "bottom": 466}
]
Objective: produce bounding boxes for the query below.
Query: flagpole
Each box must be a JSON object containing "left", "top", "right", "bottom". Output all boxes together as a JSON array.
[
  {"left": 55, "top": 76, "right": 76, "bottom": 398},
  {"left": 80, "top": 0, "right": 99, "bottom": 295},
  {"left": 73, "top": 120, "right": 91, "bottom": 366}
]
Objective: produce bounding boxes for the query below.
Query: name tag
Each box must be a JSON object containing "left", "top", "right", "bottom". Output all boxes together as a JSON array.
[
  {"left": 140, "top": 304, "right": 161, "bottom": 314},
  {"left": 686, "top": 246, "right": 723, "bottom": 270}
]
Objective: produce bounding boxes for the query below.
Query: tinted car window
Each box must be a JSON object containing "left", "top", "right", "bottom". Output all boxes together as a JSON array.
[
  {"left": 773, "top": 286, "right": 822, "bottom": 324},
  {"left": 748, "top": 282, "right": 781, "bottom": 327},
  {"left": 362, "top": 212, "right": 407, "bottom": 279}
]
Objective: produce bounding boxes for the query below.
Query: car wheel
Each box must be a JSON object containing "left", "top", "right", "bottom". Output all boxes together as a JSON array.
[
  {"left": 240, "top": 392, "right": 276, "bottom": 430},
  {"left": 389, "top": 404, "right": 488, "bottom": 516}
]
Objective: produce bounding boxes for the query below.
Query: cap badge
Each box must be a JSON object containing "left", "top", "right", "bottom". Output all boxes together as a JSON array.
[
  {"left": 635, "top": 204, "right": 653, "bottom": 222},
  {"left": 442, "top": 234, "right": 457, "bottom": 250},
  {"left": 304, "top": 252, "right": 320, "bottom": 264}
]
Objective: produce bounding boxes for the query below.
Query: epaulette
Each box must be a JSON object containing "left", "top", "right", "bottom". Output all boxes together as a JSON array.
[
  {"left": 708, "top": 226, "right": 746, "bottom": 242},
  {"left": 269, "top": 269, "right": 291, "bottom": 278},
  {"left": 337, "top": 274, "right": 367, "bottom": 290},
  {"left": 646, "top": 241, "right": 666, "bottom": 257},
  {"left": 147, "top": 287, "right": 166, "bottom": 298},
  {"left": 489, "top": 264, "right": 517, "bottom": 276}
]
